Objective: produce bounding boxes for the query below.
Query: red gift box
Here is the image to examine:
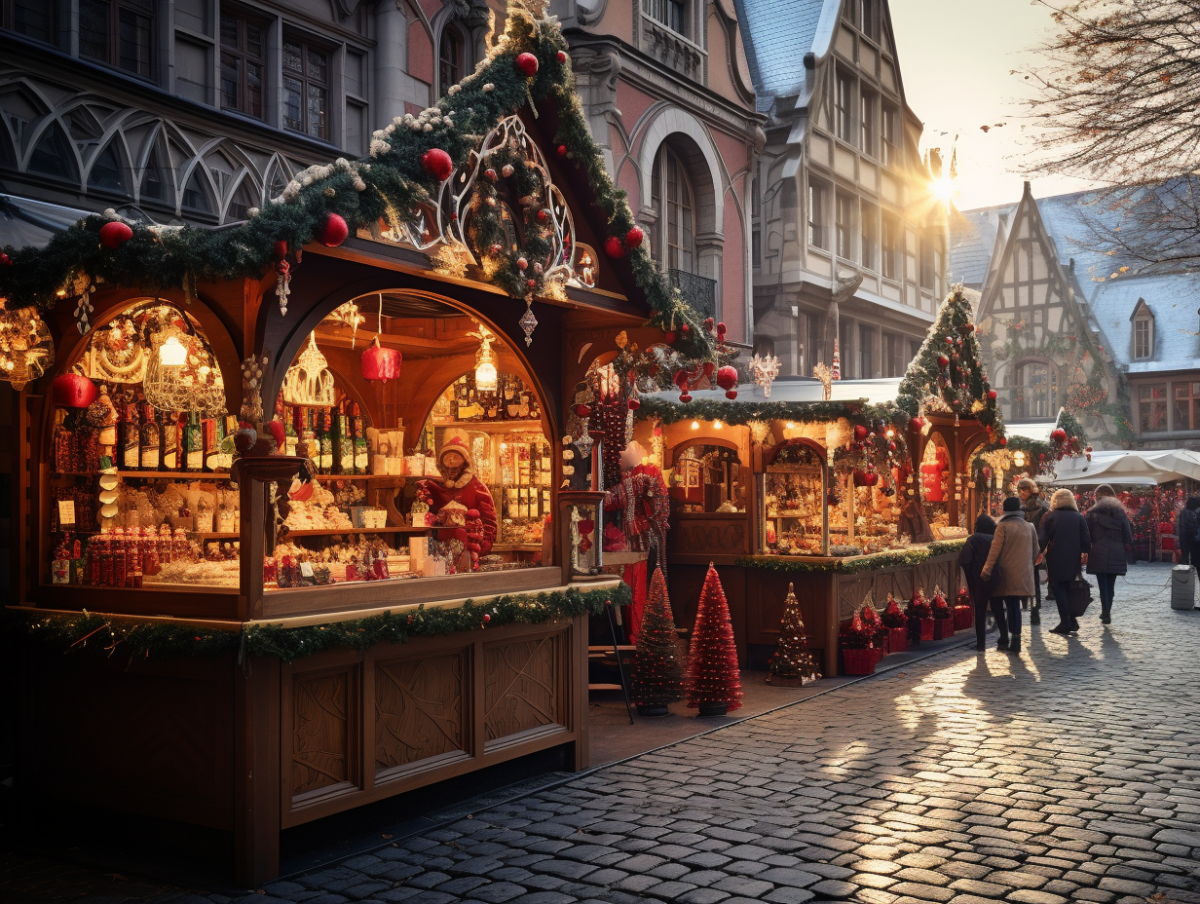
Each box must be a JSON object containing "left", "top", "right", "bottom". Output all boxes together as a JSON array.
[
  {"left": 919, "top": 617, "right": 935, "bottom": 641},
  {"left": 933, "top": 617, "right": 955, "bottom": 640},
  {"left": 843, "top": 648, "right": 876, "bottom": 675},
  {"left": 888, "top": 626, "right": 908, "bottom": 654},
  {"left": 953, "top": 605, "right": 973, "bottom": 630}
]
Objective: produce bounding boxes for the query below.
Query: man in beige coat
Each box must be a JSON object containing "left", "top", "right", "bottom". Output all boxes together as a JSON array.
[{"left": 981, "top": 495, "right": 1040, "bottom": 653}]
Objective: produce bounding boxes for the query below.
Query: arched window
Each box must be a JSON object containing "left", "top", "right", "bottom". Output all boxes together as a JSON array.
[
  {"left": 1016, "top": 359, "right": 1058, "bottom": 420},
  {"left": 140, "top": 142, "right": 171, "bottom": 205},
  {"left": 650, "top": 145, "right": 695, "bottom": 273},
  {"left": 181, "top": 168, "right": 213, "bottom": 215},
  {"left": 27, "top": 123, "right": 78, "bottom": 182},
  {"left": 88, "top": 141, "right": 126, "bottom": 193},
  {"left": 439, "top": 26, "right": 463, "bottom": 97}
]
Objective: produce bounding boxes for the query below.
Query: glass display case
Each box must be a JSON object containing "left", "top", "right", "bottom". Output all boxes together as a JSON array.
[
  {"left": 760, "top": 440, "right": 827, "bottom": 556},
  {"left": 669, "top": 443, "right": 746, "bottom": 513}
]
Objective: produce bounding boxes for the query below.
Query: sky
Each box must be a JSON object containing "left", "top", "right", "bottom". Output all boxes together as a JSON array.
[{"left": 889, "top": 0, "right": 1103, "bottom": 212}]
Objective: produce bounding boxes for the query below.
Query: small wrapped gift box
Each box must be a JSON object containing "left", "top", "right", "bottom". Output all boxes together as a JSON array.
[
  {"left": 919, "top": 617, "right": 935, "bottom": 641},
  {"left": 933, "top": 617, "right": 955, "bottom": 640},
  {"left": 887, "top": 626, "right": 907, "bottom": 654},
  {"left": 842, "top": 648, "right": 876, "bottom": 676}
]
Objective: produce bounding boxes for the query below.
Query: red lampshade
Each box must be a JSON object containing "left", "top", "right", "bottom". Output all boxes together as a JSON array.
[
  {"left": 51, "top": 373, "right": 97, "bottom": 408},
  {"left": 361, "top": 336, "right": 401, "bottom": 383}
]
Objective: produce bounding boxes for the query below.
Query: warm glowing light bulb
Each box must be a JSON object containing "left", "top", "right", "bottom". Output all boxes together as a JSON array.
[
  {"left": 475, "top": 359, "right": 498, "bottom": 392},
  {"left": 159, "top": 335, "right": 187, "bottom": 366},
  {"left": 691, "top": 420, "right": 700, "bottom": 430},
  {"left": 713, "top": 420, "right": 723, "bottom": 429},
  {"left": 786, "top": 421, "right": 795, "bottom": 429}
]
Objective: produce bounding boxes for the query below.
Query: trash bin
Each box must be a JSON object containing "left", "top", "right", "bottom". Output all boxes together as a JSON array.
[{"left": 1171, "top": 565, "right": 1195, "bottom": 610}]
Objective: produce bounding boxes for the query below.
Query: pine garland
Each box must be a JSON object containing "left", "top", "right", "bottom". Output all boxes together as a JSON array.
[
  {"left": 6, "top": 583, "right": 628, "bottom": 663},
  {"left": 635, "top": 396, "right": 908, "bottom": 429},
  {"left": 735, "top": 539, "right": 966, "bottom": 574},
  {"left": 0, "top": 4, "right": 711, "bottom": 358}
]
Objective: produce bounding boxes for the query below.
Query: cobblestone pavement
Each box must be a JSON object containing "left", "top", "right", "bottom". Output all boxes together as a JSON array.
[{"left": 35, "top": 566, "right": 1200, "bottom": 903}]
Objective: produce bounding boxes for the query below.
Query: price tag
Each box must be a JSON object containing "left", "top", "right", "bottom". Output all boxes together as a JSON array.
[
  {"left": 57, "top": 499, "right": 76, "bottom": 526},
  {"left": 300, "top": 562, "right": 314, "bottom": 578}
]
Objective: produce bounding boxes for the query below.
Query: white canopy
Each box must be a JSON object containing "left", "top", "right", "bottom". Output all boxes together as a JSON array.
[
  {"left": 1050, "top": 449, "right": 1200, "bottom": 487},
  {"left": 641, "top": 376, "right": 903, "bottom": 406}
]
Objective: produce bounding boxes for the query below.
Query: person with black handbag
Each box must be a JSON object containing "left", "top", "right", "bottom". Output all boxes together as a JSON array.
[
  {"left": 1039, "top": 489, "right": 1091, "bottom": 635},
  {"left": 1084, "top": 484, "right": 1135, "bottom": 625},
  {"left": 981, "top": 496, "right": 1039, "bottom": 653}
]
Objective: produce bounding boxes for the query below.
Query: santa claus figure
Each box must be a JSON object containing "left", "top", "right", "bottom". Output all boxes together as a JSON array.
[{"left": 419, "top": 435, "right": 497, "bottom": 557}]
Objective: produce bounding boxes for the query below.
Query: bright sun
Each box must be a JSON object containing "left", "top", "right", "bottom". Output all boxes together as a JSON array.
[{"left": 932, "top": 175, "right": 955, "bottom": 205}]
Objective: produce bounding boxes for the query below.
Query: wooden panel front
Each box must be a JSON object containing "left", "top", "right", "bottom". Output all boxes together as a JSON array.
[
  {"left": 375, "top": 650, "right": 469, "bottom": 777},
  {"left": 668, "top": 514, "right": 751, "bottom": 558},
  {"left": 744, "top": 570, "right": 837, "bottom": 677},
  {"left": 667, "top": 563, "right": 747, "bottom": 663},
  {"left": 484, "top": 634, "right": 565, "bottom": 745},
  {"left": 290, "top": 665, "right": 360, "bottom": 803}
]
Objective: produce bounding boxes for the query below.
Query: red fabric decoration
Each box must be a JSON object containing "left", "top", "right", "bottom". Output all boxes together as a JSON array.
[
  {"left": 361, "top": 335, "right": 402, "bottom": 383},
  {"left": 51, "top": 373, "right": 97, "bottom": 408},
  {"left": 625, "top": 226, "right": 644, "bottom": 248},
  {"left": 99, "top": 221, "right": 133, "bottom": 249},
  {"left": 516, "top": 52, "right": 539, "bottom": 76},
  {"left": 716, "top": 365, "right": 738, "bottom": 400},
  {"left": 317, "top": 213, "right": 348, "bottom": 247},
  {"left": 685, "top": 564, "right": 743, "bottom": 712},
  {"left": 421, "top": 148, "right": 454, "bottom": 181},
  {"left": 604, "top": 235, "right": 625, "bottom": 258}
]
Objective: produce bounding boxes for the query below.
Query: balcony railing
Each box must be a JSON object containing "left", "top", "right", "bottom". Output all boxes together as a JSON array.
[{"left": 669, "top": 269, "right": 716, "bottom": 321}]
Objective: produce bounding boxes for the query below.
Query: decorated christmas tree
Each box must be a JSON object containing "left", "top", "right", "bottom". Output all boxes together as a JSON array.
[
  {"left": 766, "top": 583, "right": 821, "bottom": 686},
  {"left": 631, "top": 568, "right": 684, "bottom": 715},
  {"left": 685, "top": 564, "right": 743, "bottom": 715},
  {"left": 896, "top": 286, "right": 1004, "bottom": 439}
]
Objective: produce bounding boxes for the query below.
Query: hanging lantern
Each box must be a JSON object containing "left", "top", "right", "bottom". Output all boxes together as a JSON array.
[
  {"left": 0, "top": 306, "right": 55, "bottom": 391},
  {"left": 471, "top": 323, "right": 499, "bottom": 392},
  {"left": 142, "top": 313, "right": 225, "bottom": 415},
  {"left": 361, "top": 294, "right": 401, "bottom": 383},
  {"left": 282, "top": 333, "right": 335, "bottom": 407}
]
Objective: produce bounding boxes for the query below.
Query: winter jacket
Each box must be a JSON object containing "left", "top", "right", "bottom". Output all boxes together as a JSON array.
[
  {"left": 1177, "top": 507, "right": 1198, "bottom": 553},
  {"left": 1022, "top": 497, "right": 1049, "bottom": 533},
  {"left": 1084, "top": 497, "right": 1135, "bottom": 576},
  {"left": 957, "top": 532, "right": 994, "bottom": 605},
  {"left": 981, "top": 512, "right": 1039, "bottom": 598},
  {"left": 1039, "top": 508, "right": 1091, "bottom": 584}
]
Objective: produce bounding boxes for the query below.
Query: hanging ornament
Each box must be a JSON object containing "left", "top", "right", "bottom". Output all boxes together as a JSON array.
[
  {"left": 317, "top": 212, "right": 348, "bottom": 247},
  {"left": 1051, "top": 428, "right": 1067, "bottom": 443},
  {"left": 604, "top": 236, "right": 625, "bottom": 258},
  {"left": 831, "top": 338, "right": 841, "bottom": 380},
  {"left": 283, "top": 333, "right": 335, "bottom": 407},
  {"left": 99, "top": 221, "right": 133, "bottom": 249},
  {"left": 673, "top": 369, "right": 692, "bottom": 403},
  {"left": 361, "top": 294, "right": 401, "bottom": 383},
  {"left": 626, "top": 226, "right": 644, "bottom": 248},
  {"left": 274, "top": 240, "right": 292, "bottom": 316},
  {"left": 664, "top": 330, "right": 676, "bottom": 344},
  {"left": 51, "top": 372, "right": 97, "bottom": 408},
  {"left": 520, "top": 299, "right": 538, "bottom": 347},
  {"left": 502, "top": 163, "right": 514, "bottom": 177},
  {"left": 557, "top": 50, "right": 568, "bottom": 63},
  {"left": 557, "top": 145, "right": 568, "bottom": 157},
  {"left": 516, "top": 52, "right": 540, "bottom": 76},
  {"left": 937, "top": 354, "right": 950, "bottom": 368},
  {"left": 421, "top": 148, "right": 454, "bottom": 181},
  {"left": 517, "top": 256, "right": 528, "bottom": 271},
  {"left": 0, "top": 306, "right": 55, "bottom": 390},
  {"left": 716, "top": 365, "right": 738, "bottom": 400}
]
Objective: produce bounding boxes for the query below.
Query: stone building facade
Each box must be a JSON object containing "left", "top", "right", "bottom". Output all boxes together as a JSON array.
[{"left": 737, "top": 0, "right": 948, "bottom": 380}]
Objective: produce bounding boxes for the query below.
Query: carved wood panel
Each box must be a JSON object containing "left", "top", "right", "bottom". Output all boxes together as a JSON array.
[
  {"left": 375, "top": 652, "right": 467, "bottom": 775},
  {"left": 838, "top": 574, "right": 873, "bottom": 621},
  {"left": 483, "top": 634, "right": 564, "bottom": 741},
  {"left": 669, "top": 518, "right": 750, "bottom": 556},
  {"left": 292, "top": 667, "right": 358, "bottom": 797}
]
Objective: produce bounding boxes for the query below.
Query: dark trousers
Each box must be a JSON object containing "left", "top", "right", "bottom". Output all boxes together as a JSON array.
[
  {"left": 977, "top": 597, "right": 1007, "bottom": 645},
  {"left": 999, "top": 596, "right": 1022, "bottom": 637},
  {"left": 1050, "top": 580, "right": 1074, "bottom": 628},
  {"left": 1095, "top": 572, "right": 1118, "bottom": 616}
]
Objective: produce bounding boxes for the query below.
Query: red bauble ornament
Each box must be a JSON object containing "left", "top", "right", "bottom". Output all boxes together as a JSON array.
[
  {"left": 664, "top": 331, "right": 676, "bottom": 344},
  {"left": 909, "top": 417, "right": 925, "bottom": 432},
  {"left": 516, "top": 256, "right": 528, "bottom": 270},
  {"left": 516, "top": 52, "right": 539, "bottom": 76},
  {"left": 604, "top": 235, "right": 625, "bottom": 258},
  {"left": 537, "top": 208, "right": 550, "bottom": 222},
  {"left": 937, "top": 354, "right": 950, "bottom": 368},
  {"left": 482, "top": 613, "right": 491, "bottom": 624},
  {"left": 716, "top": 365, "right": 738, "bottom": 400},
  {"left": 679, "top": 391, "right": 692, "bottom": 403},
  {"left": 234, "top": 427, "right": 258, "bottom": 455},
  {"left": 317, "top": 212, "right": 348, "bottom": 247},
  {"left": 51, "top": 373, "right": 97, "bottom": 408},
  {"left": 557, "top": 145, "right": 567, "bottom": 157},
  {"left": 987, "top": 389, "right": 998, "bottom": 401},
  {"left": 999, "top": 437, "right": 1008, "bottom": 447},
  {"left": 628, "top": 398, "right": 640, "bottom": 411},
  {"left": 681, "top": 323, "right": 690, "bottom": 333},
  {"left": 421, "top": 148, "right": 454, "bottom": 181},
  {"left": 485, "top": 168, "right": 497, "bottom": 181},
  {"left": 0, "top": 252, "right": 10, "bottom": 266},
  {"left": 557, "top": 50, "right": 568, "bottom": 63},
  {"left": 361, "top": 335, "right": 402, "bottom": 383},
  {"left": 625, "top": 226, "right": 644, "bottom": 248},
  {"left": 854, "top": 424, "right": 869, "bottom": 441},
  {"left": 1051, "top": 428, "right": 1067, "bottom": 443},
  {"left": 99, "top": 221, "right": 133, "bottom": 249},
  {"left": 574, "top": 403, "right": 592, "bottom": 418}
]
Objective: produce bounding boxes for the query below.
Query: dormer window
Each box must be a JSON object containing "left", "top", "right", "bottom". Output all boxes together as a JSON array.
[{"left": 1131, "top": 298, "right": 1154, "bottom": 360}]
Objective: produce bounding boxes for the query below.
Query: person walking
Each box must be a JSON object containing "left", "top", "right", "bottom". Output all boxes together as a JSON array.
[
  {"left": 1084, "top": 484, "right": 1135, "bottom": 625},
  {"left": 1175, "top": 496, "right": 1199, "bottom": 567},
  {"left": 957, "top": 513, "right": 1003, "bottom": 651},
  {"left": 1017, "top": 477, "right": 1049, "bottom": 624},
  {"left": 981, "top": 496, "right": 1039, "bottom": 653},
  {"left": 1038, "top": 489, "right": 1091, "bottom": 635}
]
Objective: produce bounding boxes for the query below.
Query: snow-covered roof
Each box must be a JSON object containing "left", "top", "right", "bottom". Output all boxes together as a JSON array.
[
  {"left": 734, "top": 0, "right": 835, "bottom": 100},
  {"left": 645, "top": 376, "right": 903, "bottom": 407},
  {"left": 1089, "top": 271, "right": 1200, "bottom": 372}
]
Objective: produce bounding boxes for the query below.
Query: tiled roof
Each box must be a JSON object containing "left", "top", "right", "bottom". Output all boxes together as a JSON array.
[
  {"left": 949, "top": 206, "right": 1013, "bottom": 289},
  {"left": 1089, "top": 271, "right": 1200, "bottom": 372},
  {"left": 734, "top": 0, "right": 830, "bottom": 99}
]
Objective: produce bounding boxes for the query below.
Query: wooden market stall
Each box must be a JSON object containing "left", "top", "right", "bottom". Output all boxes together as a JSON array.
[
  {"left": 637, "top": 289, "right": 1006, "bottom": 676},
  {"left": 0, "top": 7, "right": 713, "bottom": 885}
]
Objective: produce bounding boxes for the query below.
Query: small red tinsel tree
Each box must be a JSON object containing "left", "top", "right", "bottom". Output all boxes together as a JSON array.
[
  {"left": 881, "top": 594, "right": 907, "bottom": 628},
  {"left": 631, "top": 568, "right": 684, "bottom": 710},
  {"left": 766, "top": 582, "right": 821, "bottom": 685},
  {"left": 931, "top": 586, "right": 952, "bottom": 619},
  {"left": 685, "top": 563, "right": 743, "bottom": 712}
]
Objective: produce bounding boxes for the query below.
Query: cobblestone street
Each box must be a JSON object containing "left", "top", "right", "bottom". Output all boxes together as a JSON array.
[{"left": 16, "top": 564, "right": 1200, "bottom": 904}]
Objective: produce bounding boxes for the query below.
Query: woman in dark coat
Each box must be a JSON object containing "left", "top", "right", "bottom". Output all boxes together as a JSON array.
[
  {"left": 1084, "top": 484, "right": 1135, "bottom": 624},
  {"left": 1038, "top": 489, "right": 1091, "bottom": 635},
  {"left": 958, "top": 514, "right": 999, "bottom": 651}
]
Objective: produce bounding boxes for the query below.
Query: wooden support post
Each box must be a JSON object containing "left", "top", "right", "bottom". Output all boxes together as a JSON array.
[{"left": 233, "top": 654, "right": 281, "bottom": 887}]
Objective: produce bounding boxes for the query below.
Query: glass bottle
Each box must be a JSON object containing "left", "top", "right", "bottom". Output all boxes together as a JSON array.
[
  {"left": 140, "top": 402, "right": 160, "bottom": 471},
  {"left": 186, "top": 410, "right": 204, "bottom": 471}
]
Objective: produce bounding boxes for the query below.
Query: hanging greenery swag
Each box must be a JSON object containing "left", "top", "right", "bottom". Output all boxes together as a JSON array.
[
  {"left": 6, "top": 582, "right": 628, "bottom": 664},
  {"left": 635, "top": 397, "right": 910, "bottom": 430},
  {"left": 0, "top": 3, "right": 711, "bottom": 358},
  {"left": 735, "top": 540, "right": 967, "bottom": 575}
]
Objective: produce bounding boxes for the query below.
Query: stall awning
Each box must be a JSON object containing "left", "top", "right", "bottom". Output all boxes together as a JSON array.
[
  {"left": 0, "top": 193, "right": 96, "bottom": 249},
  {"left": 1004, "top": 422, "right": 1055, "bottom": 444},
  {"left": 643, "top": 376, "right": 904, "bottom": 406},
  {"left": 1050, "top": 449, "right": 1200, "bottom": 486}
]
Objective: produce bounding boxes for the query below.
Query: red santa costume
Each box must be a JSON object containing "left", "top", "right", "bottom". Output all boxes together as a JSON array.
[{"left": 420, "top": 435, "right": 497, "bottom": 556}]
